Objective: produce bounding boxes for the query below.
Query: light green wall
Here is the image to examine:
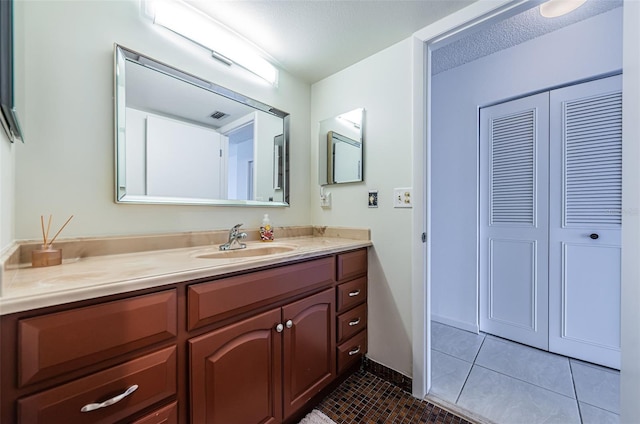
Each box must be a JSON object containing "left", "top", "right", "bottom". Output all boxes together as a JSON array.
[
  {"left": 12, "top": 0, "right": 311, "bottom": 240},
  {"left": 311, "top": 39, "right": 415, "bottom": 376}
]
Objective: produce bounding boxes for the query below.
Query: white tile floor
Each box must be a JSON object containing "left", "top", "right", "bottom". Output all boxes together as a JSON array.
[{"left": 429, "top": 321, "right": 620, "bottom": 424}]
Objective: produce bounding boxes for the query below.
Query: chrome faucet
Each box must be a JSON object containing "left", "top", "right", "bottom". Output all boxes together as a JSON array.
[{"left": 219, "top": 223, "right": 247, "bottom": 251}]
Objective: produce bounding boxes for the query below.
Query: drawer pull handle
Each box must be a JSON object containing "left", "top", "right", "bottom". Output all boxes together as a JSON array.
[
  {"left": 348, "top": 289, "right": 361, "bottom": 297},
  {"left": 348, "top": 318, "right": 361, "bottom": 326},
  {"left": 285, "top": 320, "right": 293, "bottom": 329},
  {"left": 80, "top": 384, "right": 138, "bottom": 413},
  {"left": 348, "top": 346, "right": 361, "bottom": 356},
  {"left": 275, "top": 323, "right": 284, "bottom": 333}
]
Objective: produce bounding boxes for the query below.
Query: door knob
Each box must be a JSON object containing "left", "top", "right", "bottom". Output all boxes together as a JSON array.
[
  {"left": 275, "top": 323, "right": 284, "bottom": 333},
  {"left": 589, "top": 233, "right": 599, "bottom": 240}
]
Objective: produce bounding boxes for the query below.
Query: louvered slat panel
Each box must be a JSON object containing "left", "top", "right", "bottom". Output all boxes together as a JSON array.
[
  {"left": 491, "top": 110, "right": 535, "bottom": 225},
  {"left": 564, "top": 92, "right": 622, "bottom": 226}
]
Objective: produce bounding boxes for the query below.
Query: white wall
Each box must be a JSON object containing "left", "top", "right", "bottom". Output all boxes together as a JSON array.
[
  {"left": 431, "top": 8, "right": 623, "bottom": 331},
  {"left": 12, "top": 0, "right": 310, "bottom": 240},
  {"left": 621, "top": 1, "right": 640, "bottom": 421},
  {"left": 311, "top": 40, "right": 415, "bottom": 376},
  {"left": 255, "top": 112, "right": 284, "bottom": 202},
  {"left": 124, "top": 108, "right": 147, "bottom": 196}
]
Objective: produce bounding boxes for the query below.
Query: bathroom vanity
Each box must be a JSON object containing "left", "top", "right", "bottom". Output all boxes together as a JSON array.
[{"left": 0, "top": 232, "right": 369, "bottom": 424}]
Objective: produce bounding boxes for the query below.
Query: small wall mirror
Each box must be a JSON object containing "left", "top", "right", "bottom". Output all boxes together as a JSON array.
[
  {"left": 114, "top": 45, "right": 289, "bottom": 206},
  {"left": 318, "top": 108, "right": 364, "bottom": 185}
]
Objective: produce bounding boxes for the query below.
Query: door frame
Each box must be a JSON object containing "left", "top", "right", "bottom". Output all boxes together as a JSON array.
[
  {"left": 411, "top": 1, "right": 640, "bottom": 421},
  {"left": 410, "top": 0, "right": 538, "bottom": 398}
]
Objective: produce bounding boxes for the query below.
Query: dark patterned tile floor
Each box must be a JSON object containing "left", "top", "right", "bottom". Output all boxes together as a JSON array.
[{"left": 315, "top": 370, "right": 474, "bottom": 424}]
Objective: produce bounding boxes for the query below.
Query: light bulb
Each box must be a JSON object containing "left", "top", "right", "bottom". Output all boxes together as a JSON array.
[{"left": 540, "top": 0, "right": 587, "bottom": 18}]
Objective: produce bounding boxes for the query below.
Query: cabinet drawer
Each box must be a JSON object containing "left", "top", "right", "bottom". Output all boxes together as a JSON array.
[
  {"left": 188, "top": 257, "right": 335, "bottom": 330},
  {"left": 18, "top": 290, "right": 177, "bottom": 387},
  {"left": 337, "top": 249, "right": 367, "bottom": 281},
  {"left": 337, "top": 303, "right": 367, "bottom": 344},
  {"left": 337, "top": 331, "right": 367, "bottom": 374},
  {"left": 131, "top": 401, "right": 178, "bottom": 424},
  {"left": 18, "top": 346, "right": 177, "bottom": 424},
  {"left": 336, "top": 276, "right": 367, "bottom": 313}
]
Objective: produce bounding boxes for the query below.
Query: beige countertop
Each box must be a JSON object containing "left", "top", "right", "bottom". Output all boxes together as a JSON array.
[{"left": 0, "top": 227, "right": 371, "bottom": 316}]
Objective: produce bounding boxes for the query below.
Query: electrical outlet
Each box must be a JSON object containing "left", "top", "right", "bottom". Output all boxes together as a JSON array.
[{"left": 393, "top": 188, "right": 413, "bottom": 208}]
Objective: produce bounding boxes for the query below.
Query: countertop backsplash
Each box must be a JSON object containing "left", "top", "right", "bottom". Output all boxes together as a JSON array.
[{"left": 0, "top": 226, "right": 371, "bottom": 315}]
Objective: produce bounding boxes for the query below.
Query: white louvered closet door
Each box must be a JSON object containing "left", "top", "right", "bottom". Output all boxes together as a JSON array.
[
  {"left": 549, "top": 75, "right": 622, "bottom": 369},
  {"left": 479, "top": 93, "right": 550, "bottom": 350}
]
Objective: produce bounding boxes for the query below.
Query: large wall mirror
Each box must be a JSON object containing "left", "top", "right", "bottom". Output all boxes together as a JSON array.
[
  {"left": 114, "top": 45, "right": 289, "bottom": 206},
  {"left": 318, "top": 108, "right": 364, "bottom": 185},
  {"left": 0, "top": 0, "right": 24, "bottom": 142}
]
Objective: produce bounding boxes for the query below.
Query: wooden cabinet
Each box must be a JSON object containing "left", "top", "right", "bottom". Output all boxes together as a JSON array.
[
  {"left": 337, "top": 330, "right": 367, "bottom": 374},
  {"left": 190, "top": 308, "right": 283, "bottom": 424},
  {"left": 1, "top": 248, "right": 367, "bottom": 424},
  {"left": 337, "top": 248, "right": 367, "bottom": 281},
  {"left": 336, "top": 276, "right": 367, "bottom": 313},
  {"left": 187, "top": 257, "right": 335, "bottom": 330},
  {"left": 190, "top": 288, "right": 335, "bottom": 423},
  {"left": 131, "top": 401, "right": 179, "bottom": 424},
  {"left": 337, "top": 303, "right": 367, "bottom": 344},
  {"left": 335, "top": 250, "right": 368, "bottom": 374},
  {"left": 282, "top": 289, "right": 335, "bottom": 418},
  {"left": 18, "top": 346, "right": 177, "bottom": 424},
  {"left": 18, "top": 291, "right": 177, "bottom": 386},
  {"left": 1, "top": 290, "right": 179, "bottom": 424}
]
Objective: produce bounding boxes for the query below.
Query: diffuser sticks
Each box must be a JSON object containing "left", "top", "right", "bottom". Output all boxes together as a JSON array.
[
  {"left": 32, "top": 214, "right": 73, "bottom": 267},
  {"left": 40, "top": 214, "right": 74, "bottom": 248}
]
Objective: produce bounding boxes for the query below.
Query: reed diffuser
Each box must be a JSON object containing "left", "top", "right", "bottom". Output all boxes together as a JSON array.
[{"left": 31, "top": 214, "right": 73, "bottom": 267}]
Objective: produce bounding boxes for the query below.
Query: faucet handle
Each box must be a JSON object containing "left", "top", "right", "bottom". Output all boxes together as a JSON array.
[{"left": 229, "top": 223, "right": 243, "bottom": 234}]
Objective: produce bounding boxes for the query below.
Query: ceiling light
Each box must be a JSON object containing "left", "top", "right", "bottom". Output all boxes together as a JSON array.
[
  {"left": 540, "top": 0, "right": 587, "bottom": 18},
  {"left": 151, "top": 0, "right": 279, "bottom": 86}
]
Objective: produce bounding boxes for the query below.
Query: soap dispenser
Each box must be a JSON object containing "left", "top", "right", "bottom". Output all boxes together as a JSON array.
[{"left": 260, "top": 214, "right": 274, "bottom": 241}]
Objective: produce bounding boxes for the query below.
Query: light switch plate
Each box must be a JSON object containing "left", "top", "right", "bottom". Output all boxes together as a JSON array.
[
  {"left": 320, "top": 191, "right": 331, "bottom": 208},
  {"left": 393, "top": 188, "right": 413, "bottom": 208},
  {"left": 368, "top": 190, "right": 378, "bottom": 208}
]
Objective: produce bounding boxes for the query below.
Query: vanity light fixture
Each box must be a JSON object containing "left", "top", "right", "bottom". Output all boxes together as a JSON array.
[
  {"left": 150, "top": 0, "right": 279, "bottom": 86},
  {"left": 540, "top": 0, "right": 587, "bottom": 18}
]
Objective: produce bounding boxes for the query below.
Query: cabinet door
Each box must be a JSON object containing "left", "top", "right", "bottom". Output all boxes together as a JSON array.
[
  {"left": 282, "top": 288, "right": 335, "bottom": 419},
  {"left": 189, "top": 308, "right": 282, "bottom": 424}
]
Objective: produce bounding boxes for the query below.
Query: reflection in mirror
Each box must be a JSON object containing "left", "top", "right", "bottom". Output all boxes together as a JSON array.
[
  {"left": 318, "top": 108, "right": 364, "bottom": 185},
  {"left": 114, "top": 45, "right": 289, "bottom": 206}
]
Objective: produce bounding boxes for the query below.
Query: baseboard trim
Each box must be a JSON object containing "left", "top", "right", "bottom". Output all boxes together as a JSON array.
[
  {"left": 431, "top": 315, "right": 479, "bottom": 334},
  {"left": 362, "top": 357, "right": 412, "bottom": 393},
  {"left": 425, "top": 393, "right": 494, "bottom": 424}
]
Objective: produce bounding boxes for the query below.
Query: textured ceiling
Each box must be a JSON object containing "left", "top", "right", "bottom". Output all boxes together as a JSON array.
[
  {"left": 185, "top": 0, "right": 476, "bottom": 84},
  {"left": 181, "top": 0, "right": 622, "bottom": 84},
  {"left": 431, "top": 0, "right": 623, "bottom": 75}
]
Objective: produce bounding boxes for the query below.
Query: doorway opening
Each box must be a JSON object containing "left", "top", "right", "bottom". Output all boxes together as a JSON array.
[{"left": 424, "top": 1, "right": 623, "bottom": 422}]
